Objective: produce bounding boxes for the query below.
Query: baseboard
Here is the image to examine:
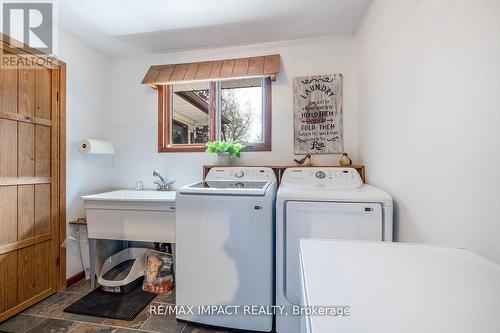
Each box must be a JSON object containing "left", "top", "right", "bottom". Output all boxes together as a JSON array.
[{"left": 66, "top": 271, "right": 85, "bottom": 287}]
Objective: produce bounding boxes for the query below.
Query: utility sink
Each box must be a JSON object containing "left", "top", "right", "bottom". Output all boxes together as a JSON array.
[
  {"left": 82, "top": 189, "right": 176, "bottom": 202},
  {"left": 81, "top": 189, "right": 176, "bottom": 243}
]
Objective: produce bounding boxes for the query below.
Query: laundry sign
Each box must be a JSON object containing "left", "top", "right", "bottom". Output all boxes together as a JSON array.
[{"left": 293, "top": 74, "right": 343, "bottom": 154}]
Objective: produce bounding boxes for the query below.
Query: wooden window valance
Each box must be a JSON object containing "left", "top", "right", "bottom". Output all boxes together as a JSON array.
[{"left": 142, "top": 54, "right": 280, "bottom": 87}]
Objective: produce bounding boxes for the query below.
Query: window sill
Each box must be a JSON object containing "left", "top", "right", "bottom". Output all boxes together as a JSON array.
[
  {"left": 158, "top": 144, "right": 206, "bottom": 152},
  {"left": 158, "top": 143, "right": 271, "bottom": 153},
  {"left": 242, "top": 143, "right": 271, "bottom": 152}
]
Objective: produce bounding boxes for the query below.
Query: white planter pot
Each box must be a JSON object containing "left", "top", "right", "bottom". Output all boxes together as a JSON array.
[{"left": 217, "top": 152, "right": 231, "bottom": 165}]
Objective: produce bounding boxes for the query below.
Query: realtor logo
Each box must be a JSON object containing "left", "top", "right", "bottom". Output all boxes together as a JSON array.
[{"left": 2, "top": 2, "right": 53, "bottom": 54}]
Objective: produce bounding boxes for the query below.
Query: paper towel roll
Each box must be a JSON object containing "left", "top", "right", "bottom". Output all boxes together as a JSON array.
[{"left": 78, "top": 139, "right": 115, "bottom": 154}]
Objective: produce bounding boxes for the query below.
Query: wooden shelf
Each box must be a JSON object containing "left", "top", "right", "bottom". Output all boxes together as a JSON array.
[
  {"left": 203, "top": 164, "right": 366, "bottom": 184},
  {"left": 69, "top": 218, "right": 87, "bottom": 226}
]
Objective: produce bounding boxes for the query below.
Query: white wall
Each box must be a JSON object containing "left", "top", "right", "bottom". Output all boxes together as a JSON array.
[
  {"left": 110, "top": 36, "right": 359, "bottom": 188},
  {"left": 356, "top": 0, "right": 500, "bottom": 263},
  {"left": 59, "top": 0, "right": 500, "bottom": 275},
  {"left": 56, "top": 29, "right": 114, "bottom": 277}
]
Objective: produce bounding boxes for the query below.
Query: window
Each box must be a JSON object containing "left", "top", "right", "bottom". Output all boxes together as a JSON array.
[
  {"left": 220, "top": 78, "right": 263, "bottom": 144},
  {"left": 171, "top": 81, "right": 210, "bottom": 144},
  {"left": 158, "top": 77, "right": 271, "bottom": 152}
]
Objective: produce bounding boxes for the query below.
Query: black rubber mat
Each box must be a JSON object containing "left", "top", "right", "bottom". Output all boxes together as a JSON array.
[{"left": 64, "top": 285, "right": 157, "bottom": 321}]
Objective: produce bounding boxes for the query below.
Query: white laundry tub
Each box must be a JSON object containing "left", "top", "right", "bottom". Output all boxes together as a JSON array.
[{"left": 82, "top": 190, "right": 176, "bottom": 243}]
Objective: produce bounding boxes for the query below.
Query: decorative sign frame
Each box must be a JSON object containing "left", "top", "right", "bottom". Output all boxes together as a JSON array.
[{"left": 293, "top": 74, "right": 343, "bottom": 154}]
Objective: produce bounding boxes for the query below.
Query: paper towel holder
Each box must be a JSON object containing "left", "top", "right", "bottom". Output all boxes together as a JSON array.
[{"left": 78, "top": 139, "right": 115, "bottom": 154}]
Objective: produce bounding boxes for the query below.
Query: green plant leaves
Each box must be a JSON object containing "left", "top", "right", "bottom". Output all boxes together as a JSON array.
[{"left": 205, "top": 140, "right": 245, "bottom": 157}]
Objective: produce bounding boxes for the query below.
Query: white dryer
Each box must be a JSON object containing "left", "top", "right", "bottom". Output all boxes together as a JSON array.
[
  {"left": 176, "top": 167, "right": 276, "bottom": 332},
  {"left": 276, "top": 167, "right": 393, "bottom": 333}
]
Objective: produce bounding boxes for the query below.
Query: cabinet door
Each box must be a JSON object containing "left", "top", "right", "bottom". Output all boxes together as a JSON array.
[
  {"left": 0, "top": 56, "right": 63, "bottom": 321},
  {"left": 285, "top": 201, "right": 383, "bottom": 305}
]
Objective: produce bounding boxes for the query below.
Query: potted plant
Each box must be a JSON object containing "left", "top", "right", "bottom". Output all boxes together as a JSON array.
[{"left": 205, "top": 140, "right": 244, "bottom": 165}]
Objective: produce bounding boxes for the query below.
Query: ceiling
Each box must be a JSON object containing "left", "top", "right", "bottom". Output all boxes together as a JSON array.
[{"left": 57, "top": 0, "right": 371, "bottom": 58}]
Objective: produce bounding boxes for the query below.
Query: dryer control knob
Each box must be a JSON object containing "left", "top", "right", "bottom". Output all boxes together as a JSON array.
[
  {"left": 235, "top": 170, "right": 245, "bottom": 178},
  {"left": 315, "top": 171, "right": 326, "bottom": 179}
]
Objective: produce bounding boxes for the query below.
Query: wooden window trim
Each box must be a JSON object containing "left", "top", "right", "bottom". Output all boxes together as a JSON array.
[
  {"left": 143, "top": 54, "right": 280, "bottom": 86},
  {"left": 246, "top": 77, "right": 272, "bottom": 152},
  {"left": 158, "top": 78, "right": 272, "bottom": 153}
]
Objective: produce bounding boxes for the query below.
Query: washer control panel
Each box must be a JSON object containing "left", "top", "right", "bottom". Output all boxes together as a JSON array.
[
  {"left": 207, "top": 167, "right": 276, "bottom": 182},
  {"left": 282, "top": 167, "right": 363, "bottom": 188},
  {"left": 315, "top": 171, "right": 326, "bottom": 179}
]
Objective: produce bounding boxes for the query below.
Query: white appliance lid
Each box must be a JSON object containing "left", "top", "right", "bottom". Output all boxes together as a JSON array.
[
  {"left": 189, "top": 180, "right": 269, "bottom": 189},
  {"left": 179, "top": 180, "right": 272, "bottom": 196},
  {"left": 278, "top": 183, "right": 392, "bottom": 206},
  {"left": 180, "top": 167, "right": 276, "bottom": 196},
  {"left": 278, "top": 167, "right": 392, "bottom": 206}
]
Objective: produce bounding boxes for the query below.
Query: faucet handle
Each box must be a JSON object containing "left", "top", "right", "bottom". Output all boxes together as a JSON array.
[
  {"left": 165, "top": 180, "right": 176, "bottom": 191},
  {"left": 153, "top": 180, "right": 162, "bottom": 189}
]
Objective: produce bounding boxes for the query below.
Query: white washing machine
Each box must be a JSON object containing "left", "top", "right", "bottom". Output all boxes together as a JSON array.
[
  {"left": 276, "top": 167, "right": 393, "bottom": 333},
  {"left": 176, "top": 167, "right": 277, "bottom": 332}
]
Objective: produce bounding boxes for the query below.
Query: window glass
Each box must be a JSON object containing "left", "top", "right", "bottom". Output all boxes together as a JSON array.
[
  {"left": 220, "top": 78, "right": 263, "bottom": 144},
  {"left": 171, "top": 81, "right": 210, "bottom": 144}
]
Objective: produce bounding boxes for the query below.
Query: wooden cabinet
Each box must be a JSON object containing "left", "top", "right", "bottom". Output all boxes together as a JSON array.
[{"left": 0, "top": 35, "right": 66, "bottom": 322}]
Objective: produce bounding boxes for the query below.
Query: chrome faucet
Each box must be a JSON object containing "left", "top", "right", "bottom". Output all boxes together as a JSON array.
[{"left": 153, "top": 170, "right": 175, "bottom": 191}]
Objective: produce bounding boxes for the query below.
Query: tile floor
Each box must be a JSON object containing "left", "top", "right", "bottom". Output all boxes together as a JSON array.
[{"left": 0, "top": 280, "right": 231, "bottom": 333}]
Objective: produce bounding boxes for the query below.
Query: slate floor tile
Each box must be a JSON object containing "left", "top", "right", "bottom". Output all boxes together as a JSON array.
[
  {"left": 139, "top": 311, "right": 185, "bottom": 333},
  {"left": 0, "top": 314, "right": 46, "bottom": 333},
  {"left": 26, "top": 318, "right": 78, "bottom": 333},
  {"left": 66, "top": 313, "right": 105, "bottom": 324},
  {"left": 153, "top": 290, "right": 175, "bottom": 305},
  {"left": 63, "top": 280, "right": 95, "bottom": 295},
  {"left": 68, "top": 323, "right": 116, "bottom": 333},
  {"left": 113, "top": 329, "right": 156, "bottom": 333},
  {"left": 14, "top": 280, "right": 184, "bottom": 333},
  {"left": 182, "top": 325, "right": 227, "bottom": 333},
  {"left": 101, "top": 306, "right": 151, "bottom": 329},
  {"left": 23, "top": 293, "right": 66, "bottom": 315},
  {"left": 34, "top": 293, "right": 82, "bottom": 319},
  {"left": 113, "top": 329, "right": 153, "bottom": 333}
]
